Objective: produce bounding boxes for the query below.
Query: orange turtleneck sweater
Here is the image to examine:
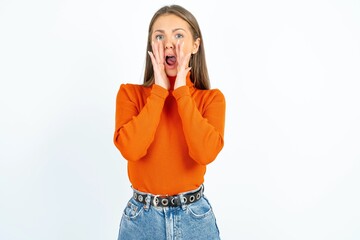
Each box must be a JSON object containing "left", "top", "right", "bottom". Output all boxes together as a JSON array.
[{"left": 113, "top": 74, "right": 225, "bottom": 195}]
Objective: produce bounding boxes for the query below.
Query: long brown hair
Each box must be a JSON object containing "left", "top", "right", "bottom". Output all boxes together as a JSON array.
[{"left": 143, "top": 5, "right": 210, "bottom": 90}]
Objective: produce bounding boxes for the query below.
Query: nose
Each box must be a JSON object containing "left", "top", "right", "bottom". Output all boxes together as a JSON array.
[{"left": 164, "top": 39, "right": 174, "bottom": 49}]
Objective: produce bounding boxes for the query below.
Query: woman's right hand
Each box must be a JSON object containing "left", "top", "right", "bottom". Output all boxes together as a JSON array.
[{"left": 148, "top": 41, "right": 169, "bottom": 90}]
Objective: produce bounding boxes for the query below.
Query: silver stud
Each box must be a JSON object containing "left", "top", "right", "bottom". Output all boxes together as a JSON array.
[
  {"left": 138, "top": 195, "right": 143, "bottom": 202},
  {"left": 161, "top": 199, "right": 169, "bottom": 206},
  {"left": 196, "top": 193, "right": 201, "bottom": 200}
]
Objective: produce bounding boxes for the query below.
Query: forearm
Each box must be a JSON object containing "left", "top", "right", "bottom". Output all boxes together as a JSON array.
[
  {"left": 114, "top": 84, "right": 168, "bottom": 161},
  {"left": 174, "top": 86, "right": 225, "bottom": 165}
]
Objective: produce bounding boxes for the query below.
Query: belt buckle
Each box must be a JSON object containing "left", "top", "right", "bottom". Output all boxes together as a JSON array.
[{"left": 153, "top": 195, "right": 171, "bottom": 207}]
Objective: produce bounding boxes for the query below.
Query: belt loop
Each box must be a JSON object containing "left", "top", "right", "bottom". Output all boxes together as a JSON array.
[
  {"left": 144, "top": 194, "right": 151, "bottom": 211},
  {"left": 153, "top": 195, "right": 160, "bottom": 207},
  {"left": 179, "top": 193, "right": 187, "bottom": 210}
]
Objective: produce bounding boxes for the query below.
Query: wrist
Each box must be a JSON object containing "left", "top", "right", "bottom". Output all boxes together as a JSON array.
[{"left": 174, "top": 76, "right": 186, "bottom": 89}]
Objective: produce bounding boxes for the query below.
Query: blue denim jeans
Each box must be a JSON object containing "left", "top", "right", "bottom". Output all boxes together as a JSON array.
[{"left": 117, "top": 187, "right": 220, "bottom": 240}]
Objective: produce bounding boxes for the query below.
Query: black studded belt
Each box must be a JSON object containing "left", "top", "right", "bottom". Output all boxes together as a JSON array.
[{"left": 132, "top": 185, "right": 204, "bottom": 207}]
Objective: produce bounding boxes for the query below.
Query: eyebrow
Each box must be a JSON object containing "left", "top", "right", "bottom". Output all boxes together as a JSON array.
[{"left": 153, "top": 28, "right": 186, "bottom": 33}]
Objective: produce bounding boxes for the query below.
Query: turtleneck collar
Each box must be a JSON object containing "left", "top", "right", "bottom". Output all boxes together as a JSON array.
[
  {"left": 167, "top": 72, "right": 193, "bottom": 90},
  {"left": 167, "top": 75, "right": 177, "bottom": 90}
]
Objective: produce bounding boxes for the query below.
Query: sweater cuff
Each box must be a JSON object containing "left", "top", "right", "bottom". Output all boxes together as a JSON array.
[
  {"left": 151, "top": 84, "right": 169, "bottom": 99},
  {"left": 173, "top": 86, "right": 190, "bottom": 100}
]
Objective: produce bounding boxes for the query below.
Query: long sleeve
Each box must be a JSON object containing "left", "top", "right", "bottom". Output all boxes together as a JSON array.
[
  {"left": 173, "top": 86, "right": 226, "bottom": 165},
  {"left": 113, "top": 84, "right": 169, "bottom": 161}
]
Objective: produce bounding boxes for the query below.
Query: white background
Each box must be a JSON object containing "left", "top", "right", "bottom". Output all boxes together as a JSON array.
[{"left": 1, "top": 0, "right": 359, "bottom": 239}]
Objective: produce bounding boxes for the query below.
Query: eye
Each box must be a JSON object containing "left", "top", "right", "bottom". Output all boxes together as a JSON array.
[
  {"left": 175, "top": 33, "right": 184, "bottom": 39},
  {"left": 155, "top": 35, "right": 164, "bottom": 41}
]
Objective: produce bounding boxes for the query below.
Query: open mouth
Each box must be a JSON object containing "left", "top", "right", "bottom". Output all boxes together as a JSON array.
[{"left": 165, "top": 55, "right": 177, "bottom": 66}]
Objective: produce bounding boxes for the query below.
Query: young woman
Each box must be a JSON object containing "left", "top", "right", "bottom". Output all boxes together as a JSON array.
[{"left": 114, "top": 4, "right": 226, "bottom": 239}]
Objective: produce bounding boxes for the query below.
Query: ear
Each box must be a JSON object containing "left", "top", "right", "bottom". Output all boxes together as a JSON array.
[{"left": 192, "top": 38, "right": 201, "bottom": 54}]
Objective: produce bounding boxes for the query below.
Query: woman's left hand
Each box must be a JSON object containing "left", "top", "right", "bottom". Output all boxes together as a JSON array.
[{"left": 174, "top": 41, "right": 192, "bottom": 89}]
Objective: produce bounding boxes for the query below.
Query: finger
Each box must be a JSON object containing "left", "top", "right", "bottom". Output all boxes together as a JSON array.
[
  {"left": 158, "top": 40, "right": 164, "bottom": 64},
  {"left": 151, "top": 41, "right": 160, "bottom": 63},
  {"left": 180, "top": 41, "right": 185, "bottom": 60},
  {"left": 177, "top": 40, "right": 185, "bottom": 62},
  {"left": 176, "top": 40, "right": 181, "bottom": 60},
  {"left": 152, "top": 40, "right": 164, "bottom": 64},
  {"left": 148, "top": 50, "right": 154, "bottom": 63},
  {"left": 148, "top": 51, "right": 158, "bottom": 67},
  {"left": 179, "top": 52, "right": 191, "bottom": 71}
]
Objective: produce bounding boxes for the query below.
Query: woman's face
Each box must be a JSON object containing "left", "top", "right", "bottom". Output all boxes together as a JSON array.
[{"left": 151, "top": 14, "right": 200, "bottom": 76}]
